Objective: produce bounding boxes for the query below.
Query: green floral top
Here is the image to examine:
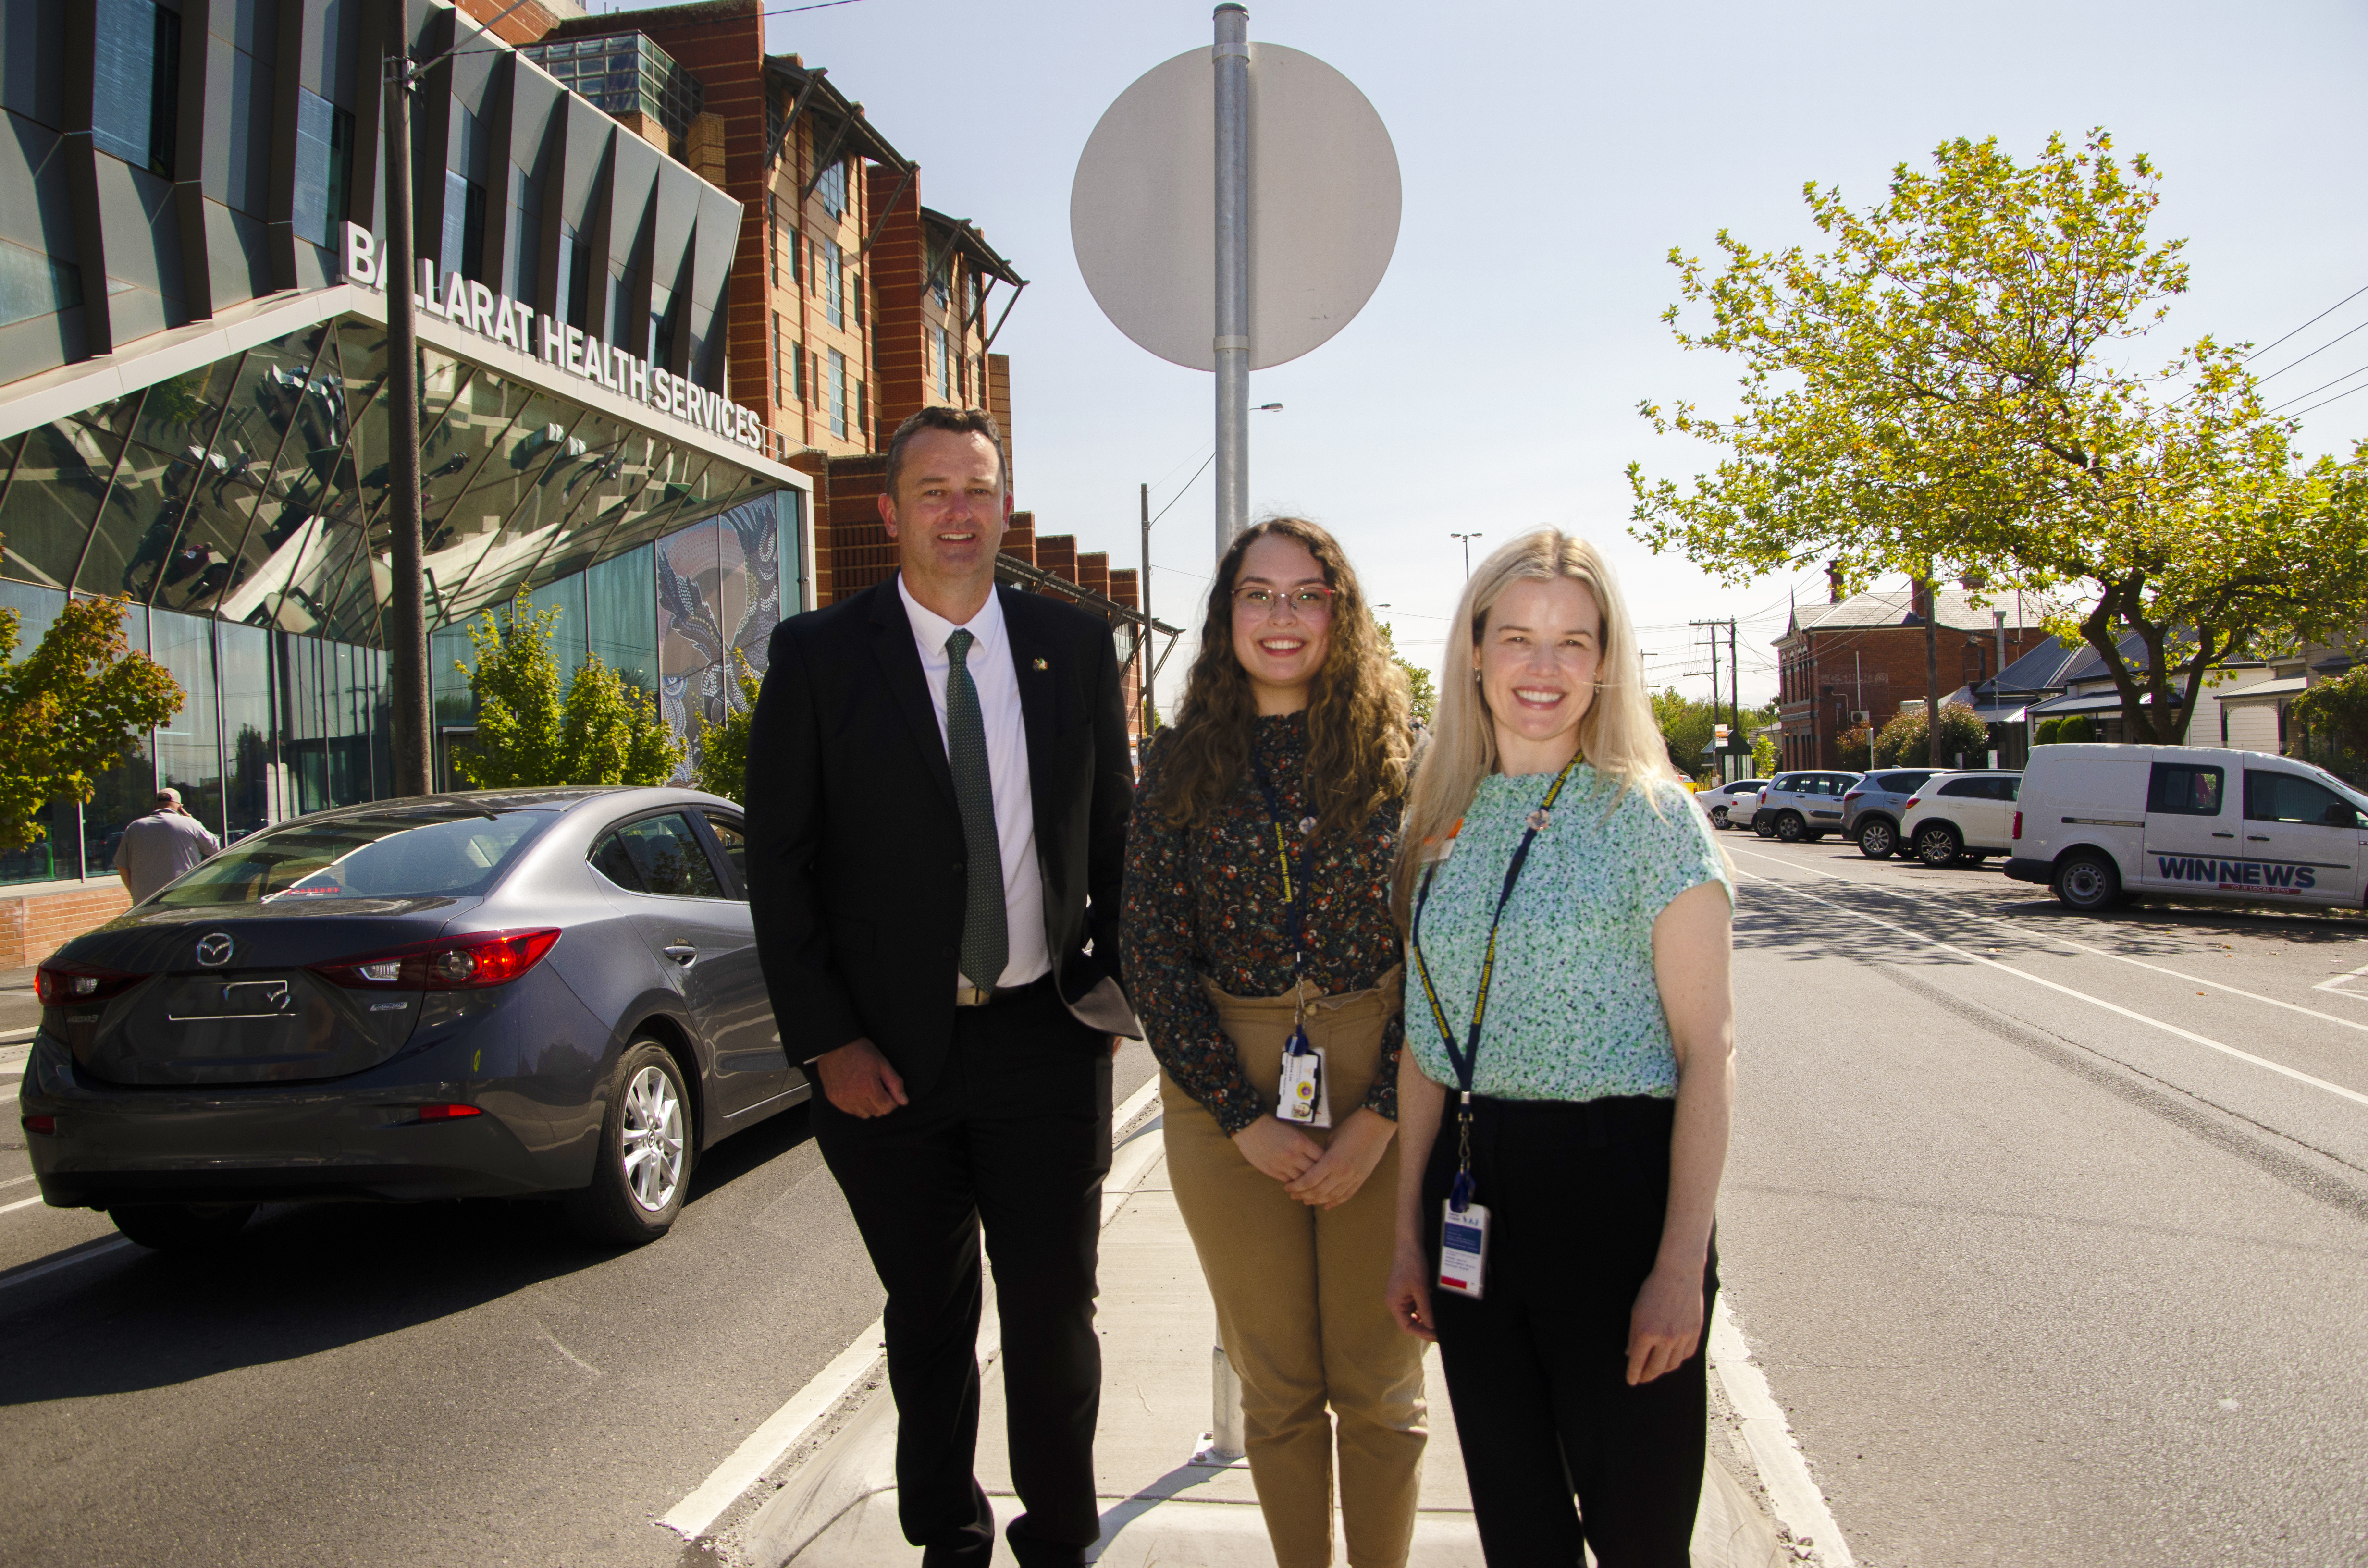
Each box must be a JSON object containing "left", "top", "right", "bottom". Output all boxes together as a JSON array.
[
  {"left": 1405, "top": 766, "right": 1729, "bottom": 1102},
  {"left": 1122, "top": 713, "right": 1405, "bottom": 1136}
]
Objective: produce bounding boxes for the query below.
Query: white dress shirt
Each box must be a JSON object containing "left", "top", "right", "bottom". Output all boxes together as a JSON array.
[{"left": 897, "top": 574, "right": 1050, "bottom": 991}]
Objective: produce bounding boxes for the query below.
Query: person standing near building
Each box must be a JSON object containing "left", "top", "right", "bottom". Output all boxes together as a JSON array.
[
  {"left": 743, "top": 406, "right": 1138, "bottom": 1568},
  {"left": 115, "top": 789, "right": 221, "bottom": 903},
  {"left": 1123, "top": 518, "right": 1426, "bottom": 1568},
  {"left": 1384, "top": 530, "right": 1735, "bottom": 1568}
]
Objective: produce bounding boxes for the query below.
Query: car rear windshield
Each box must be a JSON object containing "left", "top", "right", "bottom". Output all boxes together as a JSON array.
[{"left": 151, "top": 807, "right": 558, "bottom": 905}]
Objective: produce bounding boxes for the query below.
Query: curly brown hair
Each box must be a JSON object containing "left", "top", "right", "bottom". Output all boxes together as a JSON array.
[{"left": 1148, "top": 517, "right": 1412, "bottom": 839}]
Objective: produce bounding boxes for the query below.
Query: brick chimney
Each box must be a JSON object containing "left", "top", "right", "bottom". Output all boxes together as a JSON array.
[{"left": 1827, "top": 561, "right": 1847, "bottom": 603}]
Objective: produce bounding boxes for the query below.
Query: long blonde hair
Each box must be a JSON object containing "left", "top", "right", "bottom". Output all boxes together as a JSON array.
[
  {"left": 1392, "top": 529, "right": 1674, "bottom": 926},
  {"left": 1149, "top": 517, "right": 1412, "bottom": 841}
]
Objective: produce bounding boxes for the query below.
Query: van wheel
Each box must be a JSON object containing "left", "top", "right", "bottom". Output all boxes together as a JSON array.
[
  {"left": 1858, "top": 819, "right": 1896, "bottom": 859},
  {"left": 111, "top": 1203, "right": 255, "bottom": 1251},
  {"left": 2054, "top": 851, "right": 2121, "bottom": 913},
  {"left": 563, "top": 1040, "right": 692, "bottom": 1247},
  {"left": 1775, "top": 812, "right": 1806, "bottom": 843},
  {"left": 1915, "top": 823, "right": 1963, "bottom": 867}
]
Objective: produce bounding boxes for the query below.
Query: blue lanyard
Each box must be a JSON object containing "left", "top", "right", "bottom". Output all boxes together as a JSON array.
[{"left": 1409, "top": 756, "right": 1581, "bottom": 1200}]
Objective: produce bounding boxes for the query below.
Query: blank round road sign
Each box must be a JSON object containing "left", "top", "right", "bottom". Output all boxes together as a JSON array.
[{"left": 1071, "top": 42, "right": 1401, "bottom": 372}]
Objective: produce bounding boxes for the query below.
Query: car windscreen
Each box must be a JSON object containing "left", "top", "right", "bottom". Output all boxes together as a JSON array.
[{"left": 150, "top": 807, "right": 559, "bottom": 906}]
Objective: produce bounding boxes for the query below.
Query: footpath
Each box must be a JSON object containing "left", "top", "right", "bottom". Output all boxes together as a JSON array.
[{"left": 714, "top": 1086, "right": 1801, "bottom": 1568}]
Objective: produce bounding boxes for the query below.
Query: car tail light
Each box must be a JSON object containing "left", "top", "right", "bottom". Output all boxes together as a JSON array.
[
  {"left": 1903, "top": 796, "right": 1922, "bottom": 810},
  {"left": 312, "top": 928, "right": 561, "bottom": 991},
  {"left": 1844, "top": 791, "right": 1863, "bottom": 802},
  {"left": 22, "top": 1115, "right": 56, "bottom": 1135},
  {"left": 415, "top": 1103, "right": 483, "bottom": 1121},
  {"left": 2012, "top": 810, "right": 2023, "bottom": 840},
  {"left": 33, "top": 962, "right": 144, "bottom": 1006}
]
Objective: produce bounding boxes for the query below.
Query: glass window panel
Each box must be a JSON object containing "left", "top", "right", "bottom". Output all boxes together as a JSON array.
[
  {"left": 462, "top": 417, "right": 642, "bottom": 620},
  {"left": 2, "top": 417, "right": 129, "bottom": 588},
  {"left": 522, "top": 429, "right": 661, "bottom": 592},
  {"left": 83, "top": 746, "right": 155, "bottom": 882},
  {"left": 777, "top": 488, "right": 804, "bottom": 615},
  {"left": 587, "top": 542, "right": 656, "bottom": 691},
  {"left": 188, "top": 332, "right": 335, "bottom": 623},
  {"left": 0, "top": 236, "right": 85, "bottom": 328},
  {"left": 151, "top": 610, "right": 224, "bottom": 838},
  {"left": 612, "top": 812, "right": 722, "bottom": 899},
  {"left": 431, "top": 621, "right": 475, "bottom": 731},
  {"left": 592, "top": 449, "right": 711, "bottom": 565},
  {"left": 518, "top": 570, "right": 588, "bottom": 688},
  {"left": 423, "top": 388, "right": 582, "bottom": 625},
  {"left": 91, "top": 0, "right": 178, "bottom": 177},
  {"left": 218, "top": 621, "right": 276, "bottom": 840},
  {"left": 291, "top": 88, "right": 353, "bottom": 249},
  {"left": 0, "top": 574, "right": 88, "bottom": 878}
]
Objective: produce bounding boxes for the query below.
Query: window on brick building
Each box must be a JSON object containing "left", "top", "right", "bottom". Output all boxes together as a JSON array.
[
  {"left": 856, "top": 379, "right": 867, "bottom": 438},
  {"left": 817, "top": 159, "right": 847, "bottom": 219},
  {"left": 853, "top": 272, "right": 864, "bottom": 329},
  {"left": 822, "top": 235, "right": 844, "bottom": 329},
  {"left": 773, "top": 313, "right": 785, "bottom": 403},
  {"left": 792, "top": 339, "right": 807, "bottom": 403},
  {"left": 828, "top": 347, "right": 848, "bottom": 438},
  {"left": 935, "top": 325, "right": 950, "bottom": 399}
]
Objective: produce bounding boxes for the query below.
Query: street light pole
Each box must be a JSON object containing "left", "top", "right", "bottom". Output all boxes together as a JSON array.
[
  {"left": 1451, "top": 532, "right": 1482, "bottom": 577},
  {"left": 382, "top": 33, "right": 431, "bottom": 798}
]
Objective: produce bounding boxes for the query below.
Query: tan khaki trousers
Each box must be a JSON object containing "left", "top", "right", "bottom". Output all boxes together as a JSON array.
[{"left": 1161, "top": 969, "right": 1428, "bottom": 1568}]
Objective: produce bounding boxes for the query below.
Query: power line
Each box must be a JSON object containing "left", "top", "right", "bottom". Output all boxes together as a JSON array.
[
  {"left": 2284, "top": 379, "right": 2368, "bottom": 421},
  {"left": 2245, "top": 282, "right": 2368, "bottom": 366},
  {"left": 2267, "top": 359, "right": 2368, "bottom": 414},
  {"left": 2253, "top": 317, "right": 2368, "bottom": 386}
]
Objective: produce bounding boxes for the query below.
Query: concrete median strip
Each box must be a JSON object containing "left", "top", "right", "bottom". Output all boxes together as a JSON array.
[{"left": 661, "top": 1076, "right": 1170, "bottom": 1545}]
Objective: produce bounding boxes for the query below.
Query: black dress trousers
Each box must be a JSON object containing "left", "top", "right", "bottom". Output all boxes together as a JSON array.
[
  {"left": 814, "top": 978, "right": 1113, "bottom": 1568},
  {"left": 1422, "top": 1092, "right": 1718, "bottom": 1568}
]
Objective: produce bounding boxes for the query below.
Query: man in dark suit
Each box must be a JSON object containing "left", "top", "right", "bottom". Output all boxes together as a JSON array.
[{"left": 745, "top": 406, "right": 1137, "bottom": 1568}]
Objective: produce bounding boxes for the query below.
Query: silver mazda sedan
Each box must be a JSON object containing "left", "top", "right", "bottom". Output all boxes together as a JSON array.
[{"left": 20, "top": 787, "right": 806, "bottom": 1251}]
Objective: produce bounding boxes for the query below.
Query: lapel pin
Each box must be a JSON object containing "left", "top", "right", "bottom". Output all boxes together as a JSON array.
[{"left": 1032, "top": 656, "right": 1048, "bottom": 671}]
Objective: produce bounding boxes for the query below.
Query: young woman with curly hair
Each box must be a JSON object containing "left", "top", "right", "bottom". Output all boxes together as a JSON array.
[{"left": 1122, "top": 517, "right": 1423, "bottom": 1568}]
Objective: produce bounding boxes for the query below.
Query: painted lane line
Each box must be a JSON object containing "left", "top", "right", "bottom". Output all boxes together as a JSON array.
[
  {"left": 0, "top": 1196, "right": 41, "bottom": 1215},
  {"left": 0, "top": 1174, "right": 34, "bottom": 1189},
  {"left": 658, "top": 1071, "right": 1170, "bottom": 1543},
  {"left": 1709, "top": 1298, "right": 1854, "bottom": 1568},
  {"left": 0, "top": 1237, "right": 133, "bottom": 1292},
  {"left": 1731, "top": 846, "right": 2368, "bottom": 1040},
  {"left": 1733, "top": 868, "right": 2368, "bottom": 1111},
  {"left": 2315, "top": 958, "right": 2368, "bottom": 999}
]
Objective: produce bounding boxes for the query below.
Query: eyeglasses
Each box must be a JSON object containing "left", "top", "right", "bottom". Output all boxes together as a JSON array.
[{"left": 1233, "top": 585, "right": 1334, "bottom": 615}]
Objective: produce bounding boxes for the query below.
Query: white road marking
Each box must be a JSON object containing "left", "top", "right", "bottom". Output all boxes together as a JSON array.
[
  {"left": 0, "top": 1196, "right": 41, "bottom": 1215},
  {"left": 657, "top": 1070, "right": 1171, "bottom": 1543},
  {"left": 1710, "top": 1298, "right": 1854, "bottom": 1568},
  {"left": 0, "top": 1238, "right": 133, "bottom": 1291},
  {"left": 2314, "top": 958, "right": 2368, "bottom": 1000},
  {"left": 1731, "top": 846, "right": 2368, "bottom": 1040},
  {"left": 1733, "top": 868, "right": 2368, "bottom": 1111},
  {"left": 534, "top": 1321, "right": 601, "bottom": 1378},
  {"left": 0, "top": 1174, "right": 34, "bottom": 1189}
]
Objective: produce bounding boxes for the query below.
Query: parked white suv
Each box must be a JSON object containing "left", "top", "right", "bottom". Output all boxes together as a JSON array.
[
  {"left": 1899, "top": 771, "right": 2023, "bottom": 867},
  {"left": 2003, "top": 744, "right": 2368, "bottom": 913}
]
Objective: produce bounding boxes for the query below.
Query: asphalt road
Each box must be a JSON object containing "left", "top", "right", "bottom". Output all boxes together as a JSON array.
[
  {"left": 0, "top": 1036, "right": 1159, "bottom": 1568},
  {"left": 1719, "top": 831, "right": 2368, "bottom": 1567},
  {"left": 7, "top": 841, "right": 2368, "bottom": 1567}
]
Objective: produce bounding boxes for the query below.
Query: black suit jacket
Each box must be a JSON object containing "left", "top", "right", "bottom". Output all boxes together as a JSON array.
[{"left": 745, "top": 578, "right": 1140, "bottom": 1097}]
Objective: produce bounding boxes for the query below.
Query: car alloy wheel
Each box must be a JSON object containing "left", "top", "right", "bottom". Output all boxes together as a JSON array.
[
  {"left": 621, "top": 1064, "right": 687, "bottom": 1213},
  {"left": 1858, "top": 819, "right": 1896, "bottom": 859},
  {"left": 1711, "top": 806, "right": 1730, "bottom": 829},
  {"left": 1754, "top": 815, "right": 1776, "bottom": 838},
  {"left": 1775, "top": 812, "right": 1805, "bottom": 843},
  {"left": 2055, "top": 851, "right": 2121, "bottom": 913},
  {"left": 1916, "top": 823, "right": 1962, "bottom": 867}
]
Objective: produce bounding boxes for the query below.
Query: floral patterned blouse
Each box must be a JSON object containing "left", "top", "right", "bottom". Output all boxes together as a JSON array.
[
  {"left": 1405, "top": 766, "right": 1730, "bottom": 1102},
  {"left": 1122, "top": 712, "right": 1405, "bottom": 1136}
]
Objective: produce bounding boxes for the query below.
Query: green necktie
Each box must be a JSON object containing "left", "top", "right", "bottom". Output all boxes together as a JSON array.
[{"left": 945, "top": 628, "right": 1008, "bottom": 991}]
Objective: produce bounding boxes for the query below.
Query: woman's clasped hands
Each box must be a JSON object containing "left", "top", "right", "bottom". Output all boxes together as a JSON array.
[{"left": 1231, "top": 1107, "right": 1396, "bottom": 1209}]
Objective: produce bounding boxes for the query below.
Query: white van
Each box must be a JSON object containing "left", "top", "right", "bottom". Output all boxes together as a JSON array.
[{"left": 2004, "top": 744, "right": 2368, "bottom": 913}]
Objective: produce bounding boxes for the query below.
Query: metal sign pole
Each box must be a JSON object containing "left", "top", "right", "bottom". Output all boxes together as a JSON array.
[
  {"left": 382, "top": 41, "right": 431, "bottom": 798},
  {"left": 1212, "top": 3, "right": 1250, "bottom": 554}
]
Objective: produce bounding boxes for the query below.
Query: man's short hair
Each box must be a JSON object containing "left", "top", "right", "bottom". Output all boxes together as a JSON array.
[
  {"left": 154, "top": 788, "right": 180, "bottom": 807},
  {"left": 883, "top": 406, "right": 1008, "bottom": 504}
]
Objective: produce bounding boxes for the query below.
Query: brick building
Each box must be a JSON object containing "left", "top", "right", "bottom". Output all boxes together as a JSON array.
[{"left": 1775, "top": 582, "right": 2052, "bottom": 771}]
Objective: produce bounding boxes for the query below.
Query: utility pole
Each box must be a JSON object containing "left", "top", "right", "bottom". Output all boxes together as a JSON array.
[
  {"left": 1450, "top": 532, "right": 1482, "bottom": 577},
  {"left": 1727, "top": 619, "right": 1739, "bottom": 781},
  {"left": 382, "top": 26, "right": 430, "bottom": 797},
  {"left": 1139, "top": 481, "right": 1153, "bottom": 740}
]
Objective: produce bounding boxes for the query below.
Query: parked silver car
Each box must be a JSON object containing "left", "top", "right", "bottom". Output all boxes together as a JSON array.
[
  {"left": 22, "top": 787, "right": 805, "bottom": 1251},
  {"left": 1841, "top": 769, "right": 1939, "bottom": 859},
  {"left": 1751, "top": 771, "right": 1866, "bottom": 842}
]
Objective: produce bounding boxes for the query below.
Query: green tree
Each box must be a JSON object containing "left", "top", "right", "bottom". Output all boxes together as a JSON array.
[
  {"left": 690, "top": 653, "right": 764, "bottom": 805},
  {"left": 1751, "top": 733, "right": 1779, "bottom": 775},
  {"left": 453, "top": 603, "right": 684, "bottom": 789},
  {"left": 1872, "top": 702, "right": 1992, "bottom": 769},
  {"left": 0, "top": 595, "right": 183, "bottom": 850},
  {"left": 1379, "top": 622, "right": 1437, "bottom": 727},
  {"left": 1630, "top": 129, "right": 2368, "bottom": 757},
  {"left": 2290, "top": 666, "right": 2368, "bottom": 781},
  {"left": 1651, "top": 687, "right": 1716, "bottom": 777},
  {"left": 1835, "top": 723, "right": 1872, "bottom": 771}
]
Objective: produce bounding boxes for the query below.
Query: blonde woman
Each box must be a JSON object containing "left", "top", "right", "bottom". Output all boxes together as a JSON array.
[
  {"left": 1383, "top": 530, "right": 1734, "bottom": 1568},
  {"left": 1123, "top": 518, "right": 1424, "bottom": 1568}
]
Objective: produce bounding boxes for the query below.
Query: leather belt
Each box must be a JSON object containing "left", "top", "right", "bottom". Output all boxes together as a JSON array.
[{"left": 955, "top": 972, "right": 1052, "bottom": 1007}]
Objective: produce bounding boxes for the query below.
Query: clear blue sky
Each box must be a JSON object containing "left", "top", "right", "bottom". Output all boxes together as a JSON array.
[{"left": 603, "top": 0, "right": 2368, "bottom": 708}]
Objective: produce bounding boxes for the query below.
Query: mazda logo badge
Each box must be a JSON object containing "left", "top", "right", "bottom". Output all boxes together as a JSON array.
[{"left": 196, "top": 933, "right": 234, "bottom": 968}]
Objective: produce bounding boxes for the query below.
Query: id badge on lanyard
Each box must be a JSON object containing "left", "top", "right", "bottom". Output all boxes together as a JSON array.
[
  {"left": 1257, "top": 763, "right": 1331, "bottom": 1129},
  {"left": 1411, "top": 757, "right": 1580, "bottom": 1301}
]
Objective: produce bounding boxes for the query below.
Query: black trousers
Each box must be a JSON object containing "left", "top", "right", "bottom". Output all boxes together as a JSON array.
[
  {"left": 814, "top": 980, "right": 1113, "bottom": 1567},
  {"left": 1422, "top": 1093, "right": 1718, "bottom": 1568}
]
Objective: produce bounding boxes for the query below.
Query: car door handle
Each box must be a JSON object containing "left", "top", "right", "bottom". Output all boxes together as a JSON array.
[
  {"left": 662, "top": 943, "right": 698, "bottom": 966},
  {"left": 2247, "top": 834, "right": 2270, "bottom": 842},
  {"left": 2212, "top": 832, "right": 2235, "bottom": 839}
]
